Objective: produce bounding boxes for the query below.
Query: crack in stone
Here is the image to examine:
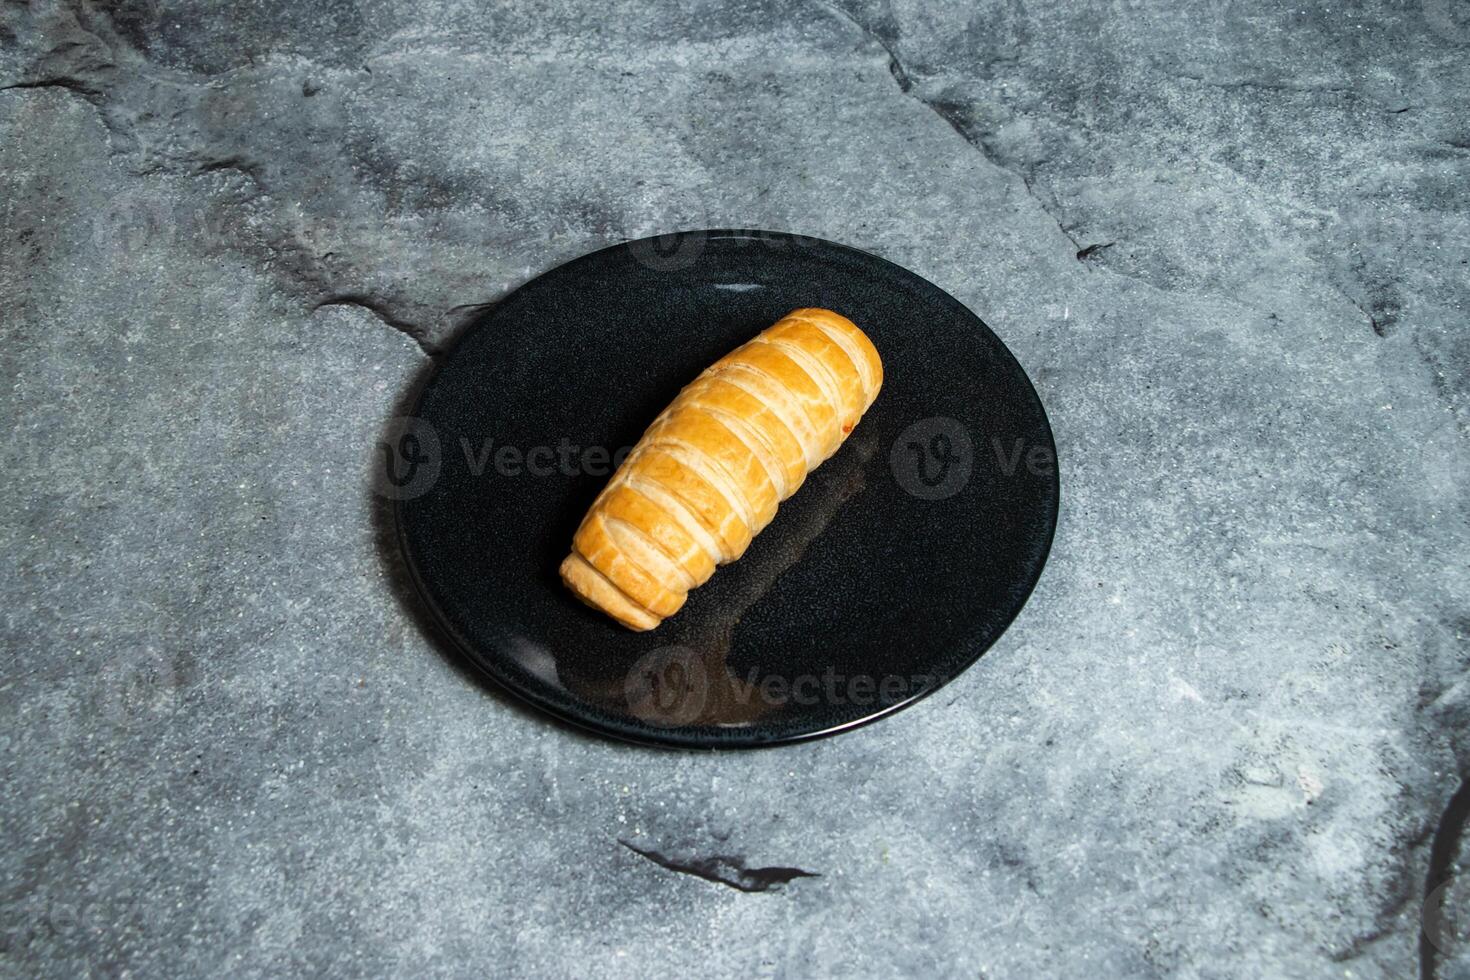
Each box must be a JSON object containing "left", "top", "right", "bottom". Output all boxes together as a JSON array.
[
  {"left": 1422, "top": 775, "right": 1470, "bottom": 980},
  {"left": 0, "top": 76, "right": 100, "bottom": 96},
  {"left": 1322, "top": 814, "right": 1438, "bottom": 964},
  {"left": 313, "top": 295, "right": 439, "bottom": 356},
  {"left": 189, "top": 155, "right": 265, "bottom": 183},
  {"left": 817, "top": 0, "right": 1439, "bottom": 351},
  {"left": 815, "top": 0, "right": 1091, "bottom": 263},
  {"left": 619, "top": 840, "right": 820, "bottom": 893},
  {"left": 1169, "top": 70, "right": 1359, "bottom": 96},
  {"left": 1344, "top": 291, "right": 1388, "bottom": 338},
  {"left": 815, "top": 0, "right": 913, "bottom": 93},
  {"left": 1019, "top": 172, "right": 1084, "bottom": 254},
  {"left": 2, "top": 0, "right": 440, "bottom": 357}
]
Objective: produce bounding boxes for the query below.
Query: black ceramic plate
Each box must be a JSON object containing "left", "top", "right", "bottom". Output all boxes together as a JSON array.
[{"left": 392, "top": 230, "right": 1058, "bottom": 748}]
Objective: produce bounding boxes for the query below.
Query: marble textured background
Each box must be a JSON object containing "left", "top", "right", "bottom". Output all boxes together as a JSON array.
[{"left": 2, "top": 0, "right": 1468, "bottom": 976}]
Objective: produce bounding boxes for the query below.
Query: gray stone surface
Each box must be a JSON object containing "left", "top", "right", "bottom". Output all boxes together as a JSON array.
[{"left": 2, "top": 0, "right": 1467, "bottom": 976}]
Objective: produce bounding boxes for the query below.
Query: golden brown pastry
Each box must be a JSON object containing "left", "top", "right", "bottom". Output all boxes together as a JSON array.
[{"left": 560, "top": 308, "right": 883, "bottom": 630}]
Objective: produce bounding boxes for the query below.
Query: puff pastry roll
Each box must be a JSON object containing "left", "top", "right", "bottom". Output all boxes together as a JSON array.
[{"left": 560, "top": 308, "right": 883, "bottom": 630}]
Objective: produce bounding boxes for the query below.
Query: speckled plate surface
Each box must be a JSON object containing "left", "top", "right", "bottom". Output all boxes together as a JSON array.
[{"left": 393, "top": 230, "right": 1058, "bottom": 747}]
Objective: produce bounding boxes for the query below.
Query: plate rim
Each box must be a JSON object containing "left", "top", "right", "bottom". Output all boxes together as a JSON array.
[{"left": 394, "top": 228, "right": 1061, "bottom": 749}]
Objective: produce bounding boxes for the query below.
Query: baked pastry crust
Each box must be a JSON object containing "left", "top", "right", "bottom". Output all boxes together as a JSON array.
[{"left": 560, "top": 308, "right": 883, "bottom": 630}]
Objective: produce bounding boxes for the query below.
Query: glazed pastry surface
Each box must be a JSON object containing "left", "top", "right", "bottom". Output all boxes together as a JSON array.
[{"left": 559, "top": 308, "right": 883, "bottom": 630}]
